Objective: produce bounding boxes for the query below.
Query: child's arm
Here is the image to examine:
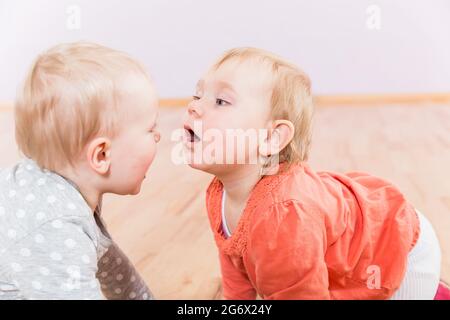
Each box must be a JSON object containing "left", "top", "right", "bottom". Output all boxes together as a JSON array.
[
  {"left": 96, "top": 243, "right": 154, "bottom": 300},
  {"left": 249, "top": 200, "right": 331, "bottom": 299},
  {"left": 219, "top": 251, "right": 257, "bottom": 300}
]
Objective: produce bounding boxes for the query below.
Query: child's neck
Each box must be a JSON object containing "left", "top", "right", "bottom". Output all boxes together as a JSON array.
[
  {"left": 57, "top": 165, "right": 102, "bottom": 214},
  {"left": 218, "top": 165, "right": 262, "bottom": 205}
]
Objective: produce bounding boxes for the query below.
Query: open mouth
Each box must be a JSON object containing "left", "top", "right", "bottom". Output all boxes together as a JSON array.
[{"left": 184, "top": 124, "right": 201, "bottom": 143}]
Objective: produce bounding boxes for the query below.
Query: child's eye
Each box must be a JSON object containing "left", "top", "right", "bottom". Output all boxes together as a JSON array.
[
  {"left": 192, "top": 95, "right": 201, "bottom": 101},
  {"left": 216, "top": 98, "right": 230, "bottom": 106}
]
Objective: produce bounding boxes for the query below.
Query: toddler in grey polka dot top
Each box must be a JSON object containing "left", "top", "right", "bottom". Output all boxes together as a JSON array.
[
  {"left": 0, "top": 42, "right": 160, "bottom": 300},
  {"left": 0, "top": 160, "right": 153, "bottom": 300}
]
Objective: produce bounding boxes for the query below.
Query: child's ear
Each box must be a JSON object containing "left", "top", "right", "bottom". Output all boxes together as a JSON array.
[
  {"left": 259, "top": 120, "right": 295, "bottom": 157},
  {"left": 86, "top": 137, "right": 112, "bottom": 175}
]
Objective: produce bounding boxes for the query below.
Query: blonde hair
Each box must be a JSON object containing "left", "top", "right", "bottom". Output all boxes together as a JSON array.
[
  {"left": 15, "top": 41, "right": 150, "bottom": 171},
  {"left": 213, "top": 47, "right": 314, "bottom": 165}
]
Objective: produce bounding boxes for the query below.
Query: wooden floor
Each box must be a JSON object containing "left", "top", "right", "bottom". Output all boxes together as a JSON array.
[{"left": 1, "top": 104, "right": 449, "bottom": 299}]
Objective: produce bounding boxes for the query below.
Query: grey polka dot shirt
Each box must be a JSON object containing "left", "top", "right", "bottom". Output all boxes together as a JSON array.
[{"left": 0, "top": 158, "right": 154, "bottom": 300}]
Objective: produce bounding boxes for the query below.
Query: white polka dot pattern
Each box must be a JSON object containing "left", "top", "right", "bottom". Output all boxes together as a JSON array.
[{"left": 0, "top": 160, "right": 153, "bottom": 300}]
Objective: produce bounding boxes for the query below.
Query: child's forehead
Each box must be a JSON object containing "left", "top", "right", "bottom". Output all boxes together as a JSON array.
[
  {"left": 200, "top": 59, "right": 274, "bottom": 95},
  {"left": 116, "top": 75, "right": 159, "bottom": 119},
  {"left": 118, "top": 73, "right": 157, "bottom": 98}
]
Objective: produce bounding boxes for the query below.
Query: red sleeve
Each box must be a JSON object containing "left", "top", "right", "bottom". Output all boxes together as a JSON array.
[
  {"left": 219, "top": 251, "right": 257, "bottom": 300},
  {"left": 248, "top": 200, "right": 330, "bottom": 299}
]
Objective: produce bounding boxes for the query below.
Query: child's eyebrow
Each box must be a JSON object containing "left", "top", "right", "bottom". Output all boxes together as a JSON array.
[
  {"left": 149, "top": 113, "right": 158, "bottom": 129},
  {"left": 196, "top": 79, "right": 236, "bottom": 95},
  {"left": 196, "top": 80, "right": 205, "bottom": 90},
  {"left": 216, "top": 81, "right": 236, "bottom": 94}
]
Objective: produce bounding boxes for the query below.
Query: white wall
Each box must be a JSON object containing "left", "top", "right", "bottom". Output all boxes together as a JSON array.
[{"left": 1, "top": 0, "right": 450, "bottom": 101}]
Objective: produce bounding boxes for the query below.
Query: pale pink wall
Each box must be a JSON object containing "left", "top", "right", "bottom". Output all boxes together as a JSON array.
[{"left": 1, "top": 0, "right": 449, "bottom": 100}]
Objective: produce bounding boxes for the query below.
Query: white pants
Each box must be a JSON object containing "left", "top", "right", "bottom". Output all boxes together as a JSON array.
[{"left": 390, "top": 210, "right": 441, "bottom": 300}]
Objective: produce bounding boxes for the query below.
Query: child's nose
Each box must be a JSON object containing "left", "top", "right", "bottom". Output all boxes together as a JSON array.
[{"left": 187, "top": 101, "right": 204, "bottom": 118}]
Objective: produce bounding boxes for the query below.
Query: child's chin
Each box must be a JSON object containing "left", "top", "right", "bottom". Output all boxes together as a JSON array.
[
  {"left": 121, "top": 183, "right": 143, "bottom": 196},
  {"left": 130, "top": 187, "right": 141, "bottom": 196},
  {"left": 187, "top": 161, "right": 213, "bottom": 172},
  {"left": 187, "top": 162, "right": 226, "bottom": 175}
]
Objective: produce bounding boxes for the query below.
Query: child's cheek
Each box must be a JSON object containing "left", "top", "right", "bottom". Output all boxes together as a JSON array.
[{"left": 142, "top": 142, "right": 157, "bottom": 171}]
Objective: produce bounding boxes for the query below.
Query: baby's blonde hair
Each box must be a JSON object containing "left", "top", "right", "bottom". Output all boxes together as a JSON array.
[
  {"left": 15, "top": 42, "right": 150, "bottom": 171},
  {"left": 213, "top": 47, "right": 314, "bottom": 165}
]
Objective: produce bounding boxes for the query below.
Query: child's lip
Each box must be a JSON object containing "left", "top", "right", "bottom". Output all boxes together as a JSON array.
[{"left": 183, "top": 124, "right": 201, "bottom": 143}]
